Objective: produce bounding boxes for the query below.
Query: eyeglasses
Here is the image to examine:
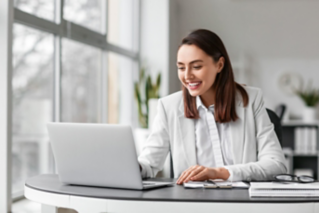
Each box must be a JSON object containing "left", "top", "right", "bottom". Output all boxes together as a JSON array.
[{"left": 274, "top": 174, "right": 315, "bottom": 183}]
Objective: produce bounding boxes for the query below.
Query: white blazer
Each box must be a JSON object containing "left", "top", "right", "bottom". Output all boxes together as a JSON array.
[{"left": 138, "top": 86, "right": 287, "bottom": 181}]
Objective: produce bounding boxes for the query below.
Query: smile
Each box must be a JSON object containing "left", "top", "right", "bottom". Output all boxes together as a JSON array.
[{"left": 188, "top": 82, "right": 202, "bottom": 90}]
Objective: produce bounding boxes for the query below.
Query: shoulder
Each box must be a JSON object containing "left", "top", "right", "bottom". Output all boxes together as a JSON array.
[
  {"left": 237, "top": 85, "right": 263, "bottom": 106},
  {"left": 243, "top": 86, "right": 262, "bottom": 99},
  {"left": 239, "top": 86, "right": 265, "bottom": 116},
  {"left": 158, "top": 91, "right": 183, "bottom": 112},
  {"left": 160, "top": 91, "right": 183, "bottom": 105}
]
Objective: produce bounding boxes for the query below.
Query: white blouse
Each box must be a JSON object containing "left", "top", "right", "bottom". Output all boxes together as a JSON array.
[{"left": 195, "top": 96, "right": 236, "bottom": 180}]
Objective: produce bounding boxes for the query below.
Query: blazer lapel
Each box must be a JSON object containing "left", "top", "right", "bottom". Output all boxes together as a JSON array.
[
  {"left": 178, "top": 100, "right": 197, "bottom": 167},
  {"left": 229, "top": 96, "right": 245, "bottom": 164}
]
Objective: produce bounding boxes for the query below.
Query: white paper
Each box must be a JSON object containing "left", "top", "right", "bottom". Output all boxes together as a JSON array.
[
  {"left": 250, "top": 182, "right": 319, "bottom": 189},
  {"left": 183, "top": 180, "right": 249, "bottom": 189}
]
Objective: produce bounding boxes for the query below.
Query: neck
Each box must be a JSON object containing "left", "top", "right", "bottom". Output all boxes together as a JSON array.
[{"left": 200, "top": 87, "right": 216, "bottom": 108}]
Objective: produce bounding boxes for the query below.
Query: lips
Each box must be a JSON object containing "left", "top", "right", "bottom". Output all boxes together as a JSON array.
[{"left": 187, "top": 82, "right": 202, "bottom": 90}]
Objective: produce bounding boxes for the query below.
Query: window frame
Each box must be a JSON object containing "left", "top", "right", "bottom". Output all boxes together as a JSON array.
[
  {"left": 0, "top": 0, "right": 14, "bottom": 212},
  {"left": 11, "top": 0, "right": 140, "bottom": 201}
]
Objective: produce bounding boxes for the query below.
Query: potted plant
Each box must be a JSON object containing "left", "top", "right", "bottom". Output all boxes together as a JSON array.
[
  {"left": 134, "top": 67, "right": 161, "bottom": 128},
  {"left": 295, "top": 82, "right": 319, "bottom": 121},
  {"left": 133, "top": 67, "right": 161, "bottom": 155}
]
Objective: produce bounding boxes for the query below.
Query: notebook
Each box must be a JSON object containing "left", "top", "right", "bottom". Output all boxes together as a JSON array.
[
  {"left": 249, "top": 182, "right": 319, "bottom": 197},
  {"left": 183, "top": 180, "right": 249, "bottom": 189}
]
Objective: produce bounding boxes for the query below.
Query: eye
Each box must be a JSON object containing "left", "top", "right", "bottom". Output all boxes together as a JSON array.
[
  {"left": 178, "top": 67, "right": 185, "bottom": 71},
  {"left": 193, "top": 66, "right": 202, "bottom": 70}
]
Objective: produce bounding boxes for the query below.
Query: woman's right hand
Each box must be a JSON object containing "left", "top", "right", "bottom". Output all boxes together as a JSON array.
[{"left": 176, "top": 165, "right": 230, "bottom": 184}]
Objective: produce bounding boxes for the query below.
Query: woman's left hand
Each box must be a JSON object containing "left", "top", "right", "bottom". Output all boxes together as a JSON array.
[{"left": 176, "top": 165, "right": 216, "bottom": 184}]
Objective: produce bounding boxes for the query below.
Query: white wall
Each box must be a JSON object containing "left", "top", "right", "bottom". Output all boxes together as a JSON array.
[
  {"left": 140, "top": 0, "right": 170, "bottom": 96},
  {"left": 139, "top": 0, "right": 172, "bottom": 177},
  {"left": 173, "top": 0, "right": 319, "bottom": 118}
]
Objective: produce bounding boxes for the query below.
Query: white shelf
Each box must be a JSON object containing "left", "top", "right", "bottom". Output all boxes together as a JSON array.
[
  {"left": 282, "top": 120, "right": 319, "bottom": 126},
  {"left": 293, "top": 153, "right": 318, "bottom": 157}
]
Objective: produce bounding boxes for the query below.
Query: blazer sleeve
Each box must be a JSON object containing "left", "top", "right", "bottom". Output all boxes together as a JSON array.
[
  {"left": 138, "top": 99, "right": 170, "bottom": 178},
  {"left": 226, "top": 89, "right": 287, "bottom": 181}
]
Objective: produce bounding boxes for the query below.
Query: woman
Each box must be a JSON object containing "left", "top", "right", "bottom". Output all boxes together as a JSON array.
[{"left": 138, "top": 29, "right": 287, "bottom": 184}]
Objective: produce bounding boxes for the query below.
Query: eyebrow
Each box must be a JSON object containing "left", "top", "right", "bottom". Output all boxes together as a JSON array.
[{"left": 177, "top": 60, "right": 203, "bottom": 65}]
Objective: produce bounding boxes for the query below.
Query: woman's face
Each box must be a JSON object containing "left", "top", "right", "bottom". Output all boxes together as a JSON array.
[{"left": 177, "top": 44, "right": 224, "bottom": 98}]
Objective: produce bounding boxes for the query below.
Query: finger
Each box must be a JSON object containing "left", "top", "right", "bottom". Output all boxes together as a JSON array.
[
  {"left": 177, "top": 166, "right": 194, "bottom": 184},
  {"left": 191, "top": 168, "right": 212, "bottom": 181},
  {"left": 176, "top": 169, "right": 190, "bottom": 184},
  {"left": 190, "top": 169, "right": 208, "bottom": 181},
  {"left": 180, "top": 166, "right": 202, "bottom": 184},
  {"left": 184, "top": 166, "right": 205, "bottom": 183},
  {"left": 177, "top": 166, "right": 197, "bottom": 184}
]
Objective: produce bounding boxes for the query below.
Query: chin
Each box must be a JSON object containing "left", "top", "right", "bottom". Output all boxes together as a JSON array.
[{"left": 187, "top": 90, "right": 200, "bottom": 97}]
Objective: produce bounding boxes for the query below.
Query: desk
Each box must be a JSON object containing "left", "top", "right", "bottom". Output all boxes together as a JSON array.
[{"left": 25, "top": 174, "right": 319, "bottom": 213}]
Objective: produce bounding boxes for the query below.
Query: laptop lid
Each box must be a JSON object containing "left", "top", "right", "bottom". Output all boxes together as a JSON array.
[{"left": 47, "top": 122, "right": 144, "bottom": 190}]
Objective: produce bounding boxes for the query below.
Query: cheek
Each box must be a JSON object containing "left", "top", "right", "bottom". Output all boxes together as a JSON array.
[
  {"left": 178, "top": 72, "right": 184, "bottom": 82},
  {"left": 202, "top": 69, "right": 217, "bottom": 85},
  {"left": 207, "top": 75, "right": 217, "bottom": 85}
]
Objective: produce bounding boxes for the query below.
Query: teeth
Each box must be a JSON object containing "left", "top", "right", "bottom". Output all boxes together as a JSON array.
[{"left": 189, "top": 82, "right": 200, "bottom": 86}]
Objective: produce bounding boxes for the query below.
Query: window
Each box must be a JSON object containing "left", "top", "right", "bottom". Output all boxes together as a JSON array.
[
  {"left": 108, "top": 0, "right": 136, "bottom": 51},
  {"left": 12, "top": 24, "right": 54, "bottom": 196},
  {"left": 61, "top": 39, "right": 101, "bottom": 123},
  {"left": 14, "top": 0, "right": 55, "bottom": 21},
  {"left": 12, "top": 0, "right": 140, "bottom": 199},
  {"left": 108, "top": 52, "right": 137, "bottom": 124},
  {"left": 64, "top": 0, "right": 103, "bottom": 33}
]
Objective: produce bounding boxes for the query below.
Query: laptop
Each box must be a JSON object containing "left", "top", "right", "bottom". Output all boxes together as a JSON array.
[{"left": 47, "top": 122, "right": 174, "bottom": 190}]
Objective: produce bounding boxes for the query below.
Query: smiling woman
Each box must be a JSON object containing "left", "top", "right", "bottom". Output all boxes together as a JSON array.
[
  {"left": 177, "top": 30, "right": 248, "bottom": 122},
  {"left": 138, "top": 29, "right": 287, "bottom": 184}
]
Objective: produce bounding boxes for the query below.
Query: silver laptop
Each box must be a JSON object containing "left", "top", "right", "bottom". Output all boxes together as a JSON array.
[{"left": 47, "top": 122, "right": 174, "bottom": 190}]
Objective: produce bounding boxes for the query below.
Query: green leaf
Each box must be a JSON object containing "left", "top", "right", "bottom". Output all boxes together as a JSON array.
[
  {"left": 146, "top": 75, "right": 152, "bottom": 99},
  {"left": 134, "top": 83, "right": 141, "bottom": 103},
  {"left": 295, "top": 85, "right": 319, "bottom": 107},
  {"left": 134, "top": 67, "right": 162, "bottom": 128},
  {"left": 156, "top": 72, "right": 161, "bottom": 89},
  {"left": 140, "top": 67, "right": 145, "bottom": 82}
]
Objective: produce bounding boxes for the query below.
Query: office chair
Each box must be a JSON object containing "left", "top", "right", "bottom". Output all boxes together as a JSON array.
[
  {"left": 275, "top": 104, "right": 286, "bottom": 122},
  {"left": 266, "top": 108, "right": 282, "bottom": 145},
  {"left": 169, "top": 108, "right": 282, "bottom": 178}
]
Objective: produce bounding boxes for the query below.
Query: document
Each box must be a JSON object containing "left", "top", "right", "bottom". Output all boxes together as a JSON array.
[
  {"left": 183, "top": 180, "right": 249, "bottom": 189},
  {"left": 249, "top": 182, "right": 319, "bottom": 197}
]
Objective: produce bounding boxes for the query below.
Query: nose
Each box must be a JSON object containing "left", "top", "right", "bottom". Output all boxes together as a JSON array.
[{"left": 184, "top": 68, "right": 193, "bottom": 80}]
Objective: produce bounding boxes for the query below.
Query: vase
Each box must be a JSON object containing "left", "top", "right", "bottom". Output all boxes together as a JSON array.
[
  {"left": 303, "top": 106, "right": 317, "bottom": 122},
  {"left": 148, "top": 98, "right": 158, "bottom": 130}
]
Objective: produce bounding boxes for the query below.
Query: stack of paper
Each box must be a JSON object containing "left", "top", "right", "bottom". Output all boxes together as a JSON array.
[
  {"left": 249, "top": 182, "right": 319, "bottom": 197},
  {"left": 184, "top": 180, "right": 249, "bottom": 189}
]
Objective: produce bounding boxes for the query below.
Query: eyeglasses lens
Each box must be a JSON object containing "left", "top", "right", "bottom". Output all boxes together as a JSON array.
[
  {"left": 299, "top": 176, "right": 314, "bottom": 183},
  {"left": 276, "top": 175, "right": 293, "bottom": 181}
]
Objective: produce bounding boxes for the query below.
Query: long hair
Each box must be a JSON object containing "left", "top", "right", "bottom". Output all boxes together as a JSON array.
[{"left": 181, "top": 29, "right": 248, "bottom": 122}]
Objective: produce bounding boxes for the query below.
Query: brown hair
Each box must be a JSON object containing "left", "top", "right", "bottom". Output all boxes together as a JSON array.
[{"left": 180, "top": 29, "right": 248, "bottom": 123}]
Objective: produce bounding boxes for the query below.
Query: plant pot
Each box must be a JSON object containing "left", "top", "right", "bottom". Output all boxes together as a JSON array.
[
  {"left": 303, "top": 106, "right": 317, "bottom": 122},
  {"left": 148, "top": 98, "right": 158, "bottom": 130}
]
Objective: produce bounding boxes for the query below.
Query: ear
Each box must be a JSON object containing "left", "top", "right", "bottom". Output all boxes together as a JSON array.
[{"left": 217, "top": 57, "right": 225, "bottom": 73}]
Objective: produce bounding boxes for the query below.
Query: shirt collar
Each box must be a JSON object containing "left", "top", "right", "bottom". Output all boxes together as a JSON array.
[{"left": 196, "top": 96, "right": 214, "bottom": 111}]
